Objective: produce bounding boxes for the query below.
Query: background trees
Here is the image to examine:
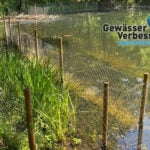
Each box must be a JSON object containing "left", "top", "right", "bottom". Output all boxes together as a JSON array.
[{"left": 0, "top": 0, "right": 150, "bottom": 15}]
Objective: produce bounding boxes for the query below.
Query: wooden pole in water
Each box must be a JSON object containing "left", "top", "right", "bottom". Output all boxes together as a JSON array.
[
  {"left": 17, "top": 21, "right": 22, "bottom": 52},
  {"left": 3, "top": 14, "right": 8, "bottom": 49},
  {"left": 34, "top": 28, "right": 39, "bottom": 60},
  {"left": 101, "top": 82, "right": 109, "bottom": 150},
  {"left": 137, "top": 73, "right": 149, "bottom": 150},
  {"left": 24, "top": 88, "right": 36, "bottom": 150},
  {"left": 58, "top": 37, "right": 64, "bottom": 85}
]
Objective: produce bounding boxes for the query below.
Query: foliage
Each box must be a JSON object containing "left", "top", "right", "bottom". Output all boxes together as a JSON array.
[
  {"left": 0, "top": 50, "right": 75, "bottom": 149},
  {"left": 0, "top": 1, "right": 21, "bottom": 15},
  {"left": 1, "top": 0, "right": 150, "bottom": 15}
]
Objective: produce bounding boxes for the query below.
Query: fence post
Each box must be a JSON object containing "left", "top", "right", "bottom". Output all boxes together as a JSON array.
[
  {"left": 3, "top": 14, "right": 9, "bottom": 49},
  {"left": 58, "top": 37, "right": 64, "bottom": 85},
  {"left": 34, "top": 28, "right": 39, "bottom": 60},
  {"left": 17, "top": 21, "right": 22, "bottom": 52},
  {"left": 101, "top": 82, "right": 109, "bottom": 150},
  {"left": 96, "top": 2, "right": 98, "bottom": 12},
  {"left": 24, "top": 88, "right": 36, "bottom": 150},
  {"left": 137, "top": 73, "right": 149, "bottom": 150},
  {"left": 86, "top": 2, "right": 88, "bottom": 12},
  {"left": 8, "top": 17, "right": 12, "bottom": 47},
  {"left": 43, "top": 7, "right": 45, "bottom": 15},
  {"left": 35, "top": 3, "right": 37, "bottom": 16}
]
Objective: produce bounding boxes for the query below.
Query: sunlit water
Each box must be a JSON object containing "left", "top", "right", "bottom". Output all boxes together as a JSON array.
[{"left": 21, "top": 9, "right": 150, "bottom": 76}]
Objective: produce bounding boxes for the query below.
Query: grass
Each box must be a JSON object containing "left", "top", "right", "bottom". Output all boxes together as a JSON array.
[
  {"left": 0, "top": 49, "right": 75, "bottom": 149},
  {"left": 0, "top": 20, "right": 143, "bottom": 149}
]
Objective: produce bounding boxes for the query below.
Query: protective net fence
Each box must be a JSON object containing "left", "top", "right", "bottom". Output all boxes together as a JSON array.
[
  {"left": 0, "top": 83, "right": 27, "bottom": 149},
  {"left": 28, "top": 2, "right": 99, "bottom": 15},
  {"left": 2, "top": 16, "right": 150, "bottom": 149},
  {"left": 64, "top": 53, "right": 143, "bottom": 149},
  {"left": 40, "top": 3, "right": 97, "bottom": 14}
]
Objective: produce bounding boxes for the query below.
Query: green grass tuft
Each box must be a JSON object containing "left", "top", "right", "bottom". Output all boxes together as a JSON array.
[{"left": 0, "top": 50, "right": 75, "bottom": 149}]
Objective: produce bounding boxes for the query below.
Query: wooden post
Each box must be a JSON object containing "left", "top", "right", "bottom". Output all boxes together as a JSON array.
[
  {"left": 8, "top": 17, "right": 12, "bottom": 47},
  {"left": 17, "top": 22, "right": 22, "bottom": 52},
  {"left": 58, "top": 37, "right": 64, "bottom": 84},
  {"left": 35, "top": 3, "right": 37, "bottom": 16},
  {"left": 137, "top": 73, "right": 149, "bottom": 150},
  {"left": 34, "top": 28, "right": 39, "bottom": 60},
  {"left": 24, "top": 88, "right": 36, "bottom": 150},
  {"left": 43, "top": 7, "right": 45, "bottom": 15},
  {"left": 69, "top": 1, "right": 71, "bottom": 13},
  {"left": 3, "top": 14, "right": 9, "bottom": 49},
  {"left": 86, "top": 2, "right": 88, "bottom": 12},
  {"left": 96, "top": 2, "right": 98, "bottom": 12},
  {"left": 101, "top": 82, "right": 109, "bottom": 150}
]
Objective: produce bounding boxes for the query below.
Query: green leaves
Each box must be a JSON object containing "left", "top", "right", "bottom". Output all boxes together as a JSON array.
[{"left": 0, "top": 51, "right": 75, "bottom": 149}]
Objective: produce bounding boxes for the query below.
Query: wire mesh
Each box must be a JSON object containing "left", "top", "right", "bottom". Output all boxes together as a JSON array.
[
  {"left": 3, "top": 13, "right": 150, "bottom": 150},
  {"left": 65, "top": 52, "right": 143, "bottom": 149},
  {"left": 0, "top": 86, "right": 28, "bottom": 149},
  {"left": 27, "top": 2, "right": 98, "bottom": 15}
]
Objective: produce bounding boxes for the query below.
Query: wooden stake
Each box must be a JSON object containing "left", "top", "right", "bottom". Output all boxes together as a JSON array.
[
  {"left": 86, "top": 2, "right": 88, "bottom": 12},
  {"left": 24, "top": 88, "right": 36, "bottom": 150},
  {"left": 101, "top": 82, "right": 109, "bottom": 150},
  {"left": 8, "top": 17, "right": 12, "bottom": 47},
  {"left": 43, "top": 7, "right": 45, "bottom": 15},
  {"left": 58, "top": 37, "right": 64, "bottom": 84},
  {"left": 137, "top": 73, "right": 149, "bottom": 150},
  {"left": 17, "top": 22, "right": 22, "bottom": 52},
  {"left": 34, "top": 28, "right": 39, "bottom": 60},
  {"left": 3, "top": 14, "right": 8, "bottom": 49},
  {"left": 96, "top": 2, "right": 98, "bottom": 12},
  {"left": 35, "top": 3, "right": 37, "bottom": 16}
]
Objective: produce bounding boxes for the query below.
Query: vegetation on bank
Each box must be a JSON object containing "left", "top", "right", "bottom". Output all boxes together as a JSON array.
[
  {"left": 0, "top": 21, "right": 76, "bottom": 149},
  {"left": 0, "top": 0, "right": 150, "bottom": 15},
  {"left": 0, "top": 7, "right": 146, "bottom": 148},
  {"left": 0, "top": 47, "right": 75, "bottom": 149}
]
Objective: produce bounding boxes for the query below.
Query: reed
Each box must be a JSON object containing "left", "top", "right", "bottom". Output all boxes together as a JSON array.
[{"left": 0, "top": 50, "right": 75, "bottom": 149}]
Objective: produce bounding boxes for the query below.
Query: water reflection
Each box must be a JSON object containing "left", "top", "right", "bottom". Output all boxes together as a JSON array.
[
  {"left": 21, "top": 10, "right": 150, "bottom": 76},
  {"left": 117, "top": 116, "right": 150, "bottom": 150}
]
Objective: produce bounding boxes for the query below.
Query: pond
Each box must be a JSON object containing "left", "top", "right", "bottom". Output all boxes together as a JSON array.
[
  {"left": 117, "top": 115, "right": 150, "bottom": 150},
  {"left": 21, "top": 9, "right": 150, "bottom": 77},
  {"left": 17, "top": 9, "right": 150, "bottom": 149}
]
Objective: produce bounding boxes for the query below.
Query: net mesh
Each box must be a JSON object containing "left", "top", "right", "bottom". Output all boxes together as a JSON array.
[
  {"left": 0, "top": 85, "right": 27, "bottom": 149},
  {"left": 1, "top": 13, "right": 150, "bottom": 149}
]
